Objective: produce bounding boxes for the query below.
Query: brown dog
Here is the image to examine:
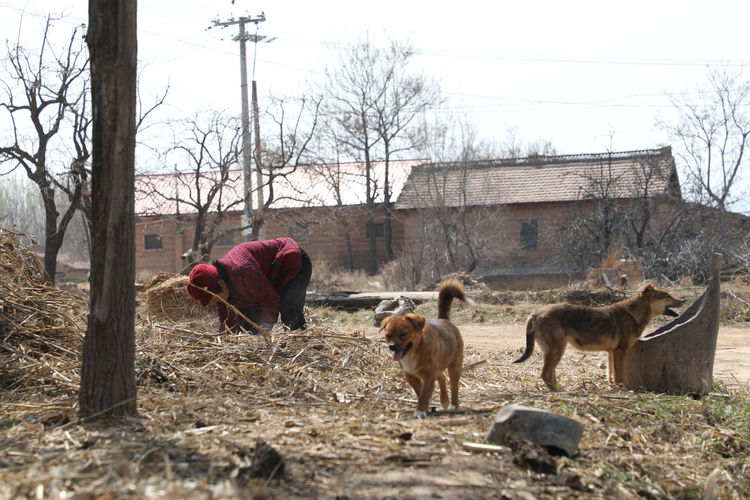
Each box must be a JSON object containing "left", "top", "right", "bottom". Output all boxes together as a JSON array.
[
  {"left": 514, "top": 283, "right": 684, "bottom": 391},
  {"left": 381, "top": 279, "right": 472, "bottom": 418}
]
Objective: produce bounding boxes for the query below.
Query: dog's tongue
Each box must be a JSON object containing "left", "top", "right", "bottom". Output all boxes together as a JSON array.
[{"left": 393, "top": 350, "right": 404, "bottom": 362}]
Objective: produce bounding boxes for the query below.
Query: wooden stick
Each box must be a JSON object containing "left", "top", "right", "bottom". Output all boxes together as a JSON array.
[{"left": 187, "top": 283, "right": 272, "bottom": 346}]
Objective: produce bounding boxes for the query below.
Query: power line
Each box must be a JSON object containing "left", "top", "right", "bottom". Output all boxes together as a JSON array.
[{"left": 416, "top": 47, "right": 749, "bottom": 68}]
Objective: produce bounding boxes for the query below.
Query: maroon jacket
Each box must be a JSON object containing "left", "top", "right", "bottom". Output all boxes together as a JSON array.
[{"left": 215, "top": 238, "right": 302, "bottom": 332}]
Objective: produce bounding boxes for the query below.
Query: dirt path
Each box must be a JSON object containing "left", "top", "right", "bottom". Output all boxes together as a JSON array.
[{"left": 364, "top": 323, "right": 750, "bottom": 387}]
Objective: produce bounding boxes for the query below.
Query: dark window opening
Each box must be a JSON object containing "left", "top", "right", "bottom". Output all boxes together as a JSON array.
[
  {"left": 520, "top": 220, "right": 538, "bottom": 250},
  {"left": 144, "top": 233, "right": 163, "bottom": 250},
  {"left": 365, "top": 221, "right": 385, "bottom": 238},
  {"left": 216, "top": 231, "right": 234, "bottom": 247}
]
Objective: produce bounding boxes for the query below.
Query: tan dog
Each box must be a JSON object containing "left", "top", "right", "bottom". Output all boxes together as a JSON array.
[
  {"left": 514, "top": 283, "right": 684, "bottom": 391},
  {"left": 381, "top": 279, "right": 472, "bottom": 418}
]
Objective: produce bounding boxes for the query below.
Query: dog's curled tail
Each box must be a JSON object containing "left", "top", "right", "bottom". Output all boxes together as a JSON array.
[
  {"left": 437, "top": 279, "right": 474, "bottom": 320},
  {"left": 513, "top": 315, "right": 536, "bottom": 363}
]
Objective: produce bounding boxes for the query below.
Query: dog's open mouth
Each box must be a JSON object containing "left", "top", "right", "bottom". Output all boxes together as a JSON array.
[
  {"left": 390, "top": 341, "right": 413, "bottom": 362},
  {"left": 664, "top": 307, "right": 680, "bottom": 317}
]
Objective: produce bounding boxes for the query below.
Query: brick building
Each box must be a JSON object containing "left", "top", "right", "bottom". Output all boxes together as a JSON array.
[
  {"left": 394, "top": 147, "right": 680, "bottom": 288},
  {"left": 134, "top": 160, "right": 419, "bottom": 279},
  {"left": 134, "top": 148, "right": 681, "bottom": 287}
]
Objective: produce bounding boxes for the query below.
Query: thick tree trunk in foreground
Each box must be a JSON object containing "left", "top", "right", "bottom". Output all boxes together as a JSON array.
[{"left": 79, "top": 0, "right": 138, "bottom": 418}]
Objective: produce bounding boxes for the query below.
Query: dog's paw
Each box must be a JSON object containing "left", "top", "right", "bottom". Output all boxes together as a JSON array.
[{"left": 410, "top": 410, "right": 427, "bottom": 419}]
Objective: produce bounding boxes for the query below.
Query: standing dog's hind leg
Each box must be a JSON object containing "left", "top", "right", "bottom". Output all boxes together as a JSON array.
[{"left": 541, "top": 345, "right": 565, "bottom": 391}]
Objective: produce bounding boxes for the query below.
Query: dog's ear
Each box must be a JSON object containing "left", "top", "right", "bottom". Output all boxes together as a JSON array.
[
  {"left": 404, "top": 313, "right": 426, "bottom": 331},
  {"left": 638, "top": 283, "right": 654, "bottom": 295},
  {"left": 379, "top": 315, "right": 393, "bottom": 333}
]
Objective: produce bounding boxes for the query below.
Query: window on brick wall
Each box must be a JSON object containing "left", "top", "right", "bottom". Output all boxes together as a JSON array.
[
  {"left": 365, "top": 221, "right": 385, "bottom": 238},
  {"left": 520, "top": 220, "right": 538, "bottom": 250},
  {"left": 144, "top": 233, "right": 163, "bottom": 250},
  {"left": 216, "top": 231, "right": 234, "bottom": 246}
]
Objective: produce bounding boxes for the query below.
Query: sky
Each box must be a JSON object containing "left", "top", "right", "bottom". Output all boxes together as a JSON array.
[{"left": 1, "top": 1, "right": 749, "bottom": 160}]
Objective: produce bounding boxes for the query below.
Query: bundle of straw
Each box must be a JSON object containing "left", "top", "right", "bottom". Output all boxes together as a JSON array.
[{"left": 139, "top": 273, "right": 210, "bottom": 321}]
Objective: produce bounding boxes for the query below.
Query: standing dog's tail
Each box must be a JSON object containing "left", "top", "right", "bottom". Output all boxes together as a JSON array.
[
  {"left": 437, "top": 279, "right": 475, "bottom": 320},
  {"left": 513, "top": 315, "right": 536, "bottom": 363}
]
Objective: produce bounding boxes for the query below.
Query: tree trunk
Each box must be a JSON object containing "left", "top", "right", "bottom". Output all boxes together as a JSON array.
[
  {"left": 343, "top": 220, "right": 354, "bottom": 271},
  {"left": 43, "top": 219, "right": 60, "bottom": 284},
  {"left": 42, "top": 184, "right": 83, "bottom": 285},
  {"left": 366, "top": 216, "right": 377, "bottom": 275},
  {"left": 79, "top": 0, "right": 138, "bottom": 418},
  {"left": 364, "top": 144, "right": 377, "bottom": 276},
  {"left": 384, "top": 201, "right": 393, "bottom": 261},
  {"left": 40, "top": 185, "right": 61, "bottom": 284},
  {"left": 384, "top": 158, "right": 393, "bottom": 262}
]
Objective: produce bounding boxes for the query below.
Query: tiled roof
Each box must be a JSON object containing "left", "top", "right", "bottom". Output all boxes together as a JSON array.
[
  {"left": 394, "top": 148, "right": 680, "bottom": 209},
  {"left": 135, "top": 159, "right": 421, "bottom": 216}
]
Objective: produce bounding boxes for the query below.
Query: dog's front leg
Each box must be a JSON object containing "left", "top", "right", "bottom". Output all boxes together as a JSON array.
[
  {"left": 413, "top": 375, "right": 436, "bottom": 418},
  {"left": 611, "top": 347, "right": 628, "bottom": 385},
  {"left": 404, "top": 373, "right": 422, "bottom": 399},
  {"left": 607, "top": 350, "right": 615, "bottom": 383}
]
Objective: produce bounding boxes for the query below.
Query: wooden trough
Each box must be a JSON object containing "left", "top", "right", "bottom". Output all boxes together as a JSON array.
[{"left": 622, "top": 253, "right": 722, "bottom": 395}]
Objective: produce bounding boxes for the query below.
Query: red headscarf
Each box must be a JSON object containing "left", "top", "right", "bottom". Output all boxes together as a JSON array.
[{"left": 186, "top": 263, "right": 219, "bottom": 306}]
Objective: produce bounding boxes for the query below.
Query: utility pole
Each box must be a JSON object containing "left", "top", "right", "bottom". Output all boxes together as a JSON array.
[
  {"left": 212, "top": 13, "right": 267, "bottom": 241},
  {"left": 251, "top": 80, "right": 265, "bottom": 239}
]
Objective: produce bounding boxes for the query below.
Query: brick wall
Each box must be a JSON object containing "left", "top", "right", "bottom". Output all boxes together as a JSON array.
[
  {"left": 135, "top": 205, "right": 405, "bottom": 279},
  {"left": 135, "top": 200, "right": 637, "bottom": 282},
  {"left": 398, "top": 201, "right": 581, "bottom": 275}
]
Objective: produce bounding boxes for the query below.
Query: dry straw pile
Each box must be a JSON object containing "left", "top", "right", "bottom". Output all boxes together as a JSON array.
[
  {"left": 0, "top": 227, "right": 87, "bottom": 395},
  {"left": 1, "top": 227, "right": 749, "bottom": 498},
  {"left": 138, "top": 271, "right": 209, "bottom": 321}
]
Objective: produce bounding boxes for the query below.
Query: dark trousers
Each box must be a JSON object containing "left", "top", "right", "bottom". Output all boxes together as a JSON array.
[
  {"left": 279, "top": 248, "right": 312, "bottom": 330},
  {"left": 238, "top": 248, "right": 312, "bottom": 332}
]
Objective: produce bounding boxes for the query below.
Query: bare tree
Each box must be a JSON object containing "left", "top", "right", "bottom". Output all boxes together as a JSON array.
[
  {"left": 623, "top": 154, "right": 744, "bottom": 280},
  {"left": 315, "top": 159, "right": 361, "bottom": 270},
  {"left": 318, "top": 37, "right": 437, "bottom": 274},
  {"left": 137, "top": 111, "right": 245, "bottom": 268},
  {"left": 79, "top": 0, "right": 138, "bottom": 418},
  {"left": 661, "top": 68, "right": 750, "bottom": 211},
  {"left": 318, "top": 40, "right": 381, "bottom": 274},
  {"left": 399, "top": 172, "right": 501, "bottom": 285},
  {"left": 394, "top": 117, "right": 504, "bottom": 285},
  {"left": 555, "top": 152, "right": 631, "bottom": 272},
  {"left": 551, "top": 148, "right": 725, "bottom": 279},
  {"left": 621, "top": 151, "right": 683, "bottom": 251},
  {"left": 252, "top": 93, "right": 323, "bottom": 235},
  {"left": 371, "top": 42, "right": 440, "bottom": 260},
  {"left": 0, "top": 18, "right": 89, "bottom": 284}
]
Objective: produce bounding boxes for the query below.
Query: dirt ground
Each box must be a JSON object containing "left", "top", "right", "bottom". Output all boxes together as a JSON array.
[{"left": 363, "top": 323, "right": 750, "bottom": 387}]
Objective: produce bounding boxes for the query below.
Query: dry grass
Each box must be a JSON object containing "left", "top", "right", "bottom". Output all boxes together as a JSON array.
[
  {"left": 309, "top": 260, "right": 385, "bottom": 293},
  {"left": 2, "top": 229, "right": 750, "bottom": 498},
  {"left": 3, "top": 314, "right": 749, "bottom": 499}
]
